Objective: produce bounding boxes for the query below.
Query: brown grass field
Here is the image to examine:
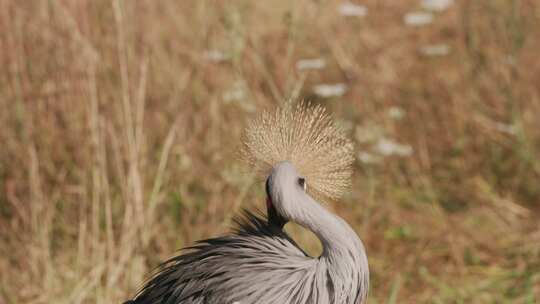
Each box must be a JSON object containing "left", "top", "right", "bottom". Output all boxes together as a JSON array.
[{"left": 1, "top": 1, "right": 539, "bottom": 303}]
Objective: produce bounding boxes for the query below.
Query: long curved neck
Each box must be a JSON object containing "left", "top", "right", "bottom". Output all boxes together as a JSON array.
[
  {"left": 292, "top": 195, "right": 364, "bottom": 259},
  {"left": 290, "top": 194, "right": 370, "bottom": 303}
]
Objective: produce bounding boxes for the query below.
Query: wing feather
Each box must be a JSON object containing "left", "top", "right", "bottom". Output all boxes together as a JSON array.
[{"left": 128, "top": 210, "right": 313, "bottom": 304}]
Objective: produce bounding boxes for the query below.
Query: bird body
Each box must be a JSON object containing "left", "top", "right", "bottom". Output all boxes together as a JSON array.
[{"left": 126, "top": 103, "right": 369, "bottom": 304}]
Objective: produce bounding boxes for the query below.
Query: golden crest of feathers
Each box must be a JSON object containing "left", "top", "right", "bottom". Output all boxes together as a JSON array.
[{"left": 242, "top": 101, "right": 354, "bottom": 201}]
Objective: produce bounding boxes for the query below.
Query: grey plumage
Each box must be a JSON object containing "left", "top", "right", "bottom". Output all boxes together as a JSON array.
[
  {"left": 125, "top": 103, "right": 369, "bottom": 304},
  {"left": 126, "top": 163, "right": 369, "bottom": 304}
]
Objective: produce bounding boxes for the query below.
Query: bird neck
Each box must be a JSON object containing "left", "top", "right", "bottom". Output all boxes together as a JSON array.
[
  {"left": 292, "top": 195, "right": 366, "bottom": 261},
  {"left": 292, "top": 195, "right": 370, "bottom": 303}
]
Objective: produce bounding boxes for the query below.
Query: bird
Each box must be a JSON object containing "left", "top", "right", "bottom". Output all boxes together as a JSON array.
[{"left": 124, "top": 101, "right": 369, "bottom": 304}]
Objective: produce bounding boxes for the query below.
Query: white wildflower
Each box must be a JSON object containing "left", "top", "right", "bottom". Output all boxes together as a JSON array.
[
  {"left": 476, "top": 116, "right": 517, "bottom": 136},
  {"left": 203, "top": 49, "right": 228, "bottom": 62},
  {"left": 355, "top": 125, "right": 383, "bottom": 143},
  {"left": 357, "top": 151, "right": 380, "bottom": 164},
  {"left": 375, "top": 138, "right": 413, "bottom": 157},
  {"left": 494, "top": 122, "right": 517, "bottom": 135},
  {"left": 420, "top": 44, "right": 450, "bottom": 57},
  {"left": 388, "top": 106, "right": 405, "bottom": 120},
  {"left": 223, "top": 81, "right": 246, "bottom": 102},
  {"left": 421, "top": 0, "right": 454, "bottom": 12},
  {"left": 296, "top": 58, "right": 326, "bottom": 71},
  {"left": 313, "top": 83, "right": 347, "bottom": 98},
  {"left": 404, "top": 12, "right": 433, "bottom": 26},
  {"left": 338, "top": 2, "right": 368, "bottom": 17}
]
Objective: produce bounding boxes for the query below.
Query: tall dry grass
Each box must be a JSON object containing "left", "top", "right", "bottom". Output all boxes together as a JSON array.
[{"left": 0, "top": 1, "right": 539, "bottom": 303}]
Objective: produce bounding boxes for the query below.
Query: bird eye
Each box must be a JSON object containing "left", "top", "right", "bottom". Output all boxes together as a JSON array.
[{"left": 298, "top": 177, "right": 306, "bottom": 191}]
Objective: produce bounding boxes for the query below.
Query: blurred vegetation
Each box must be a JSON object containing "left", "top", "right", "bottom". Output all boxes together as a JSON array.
[{"left": 0, "top": 0, "right": 539, "bottom": 303}]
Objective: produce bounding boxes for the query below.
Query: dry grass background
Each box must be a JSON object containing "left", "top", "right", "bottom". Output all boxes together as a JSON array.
[{"left": 0, "top": 0, "right": 539, "bottom": 303}]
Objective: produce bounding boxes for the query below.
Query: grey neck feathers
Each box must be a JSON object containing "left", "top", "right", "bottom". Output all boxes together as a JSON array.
[
  {"left": 290, "top": 192, "right": 370, "bottom": 303},
  {"left": 292, "top": 193, "right": 365, "bottom": 260}
]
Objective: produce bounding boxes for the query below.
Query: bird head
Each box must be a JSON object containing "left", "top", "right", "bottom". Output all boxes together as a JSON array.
[{"left": 242, "top": 101, "right": 354, "bottom": 226}]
